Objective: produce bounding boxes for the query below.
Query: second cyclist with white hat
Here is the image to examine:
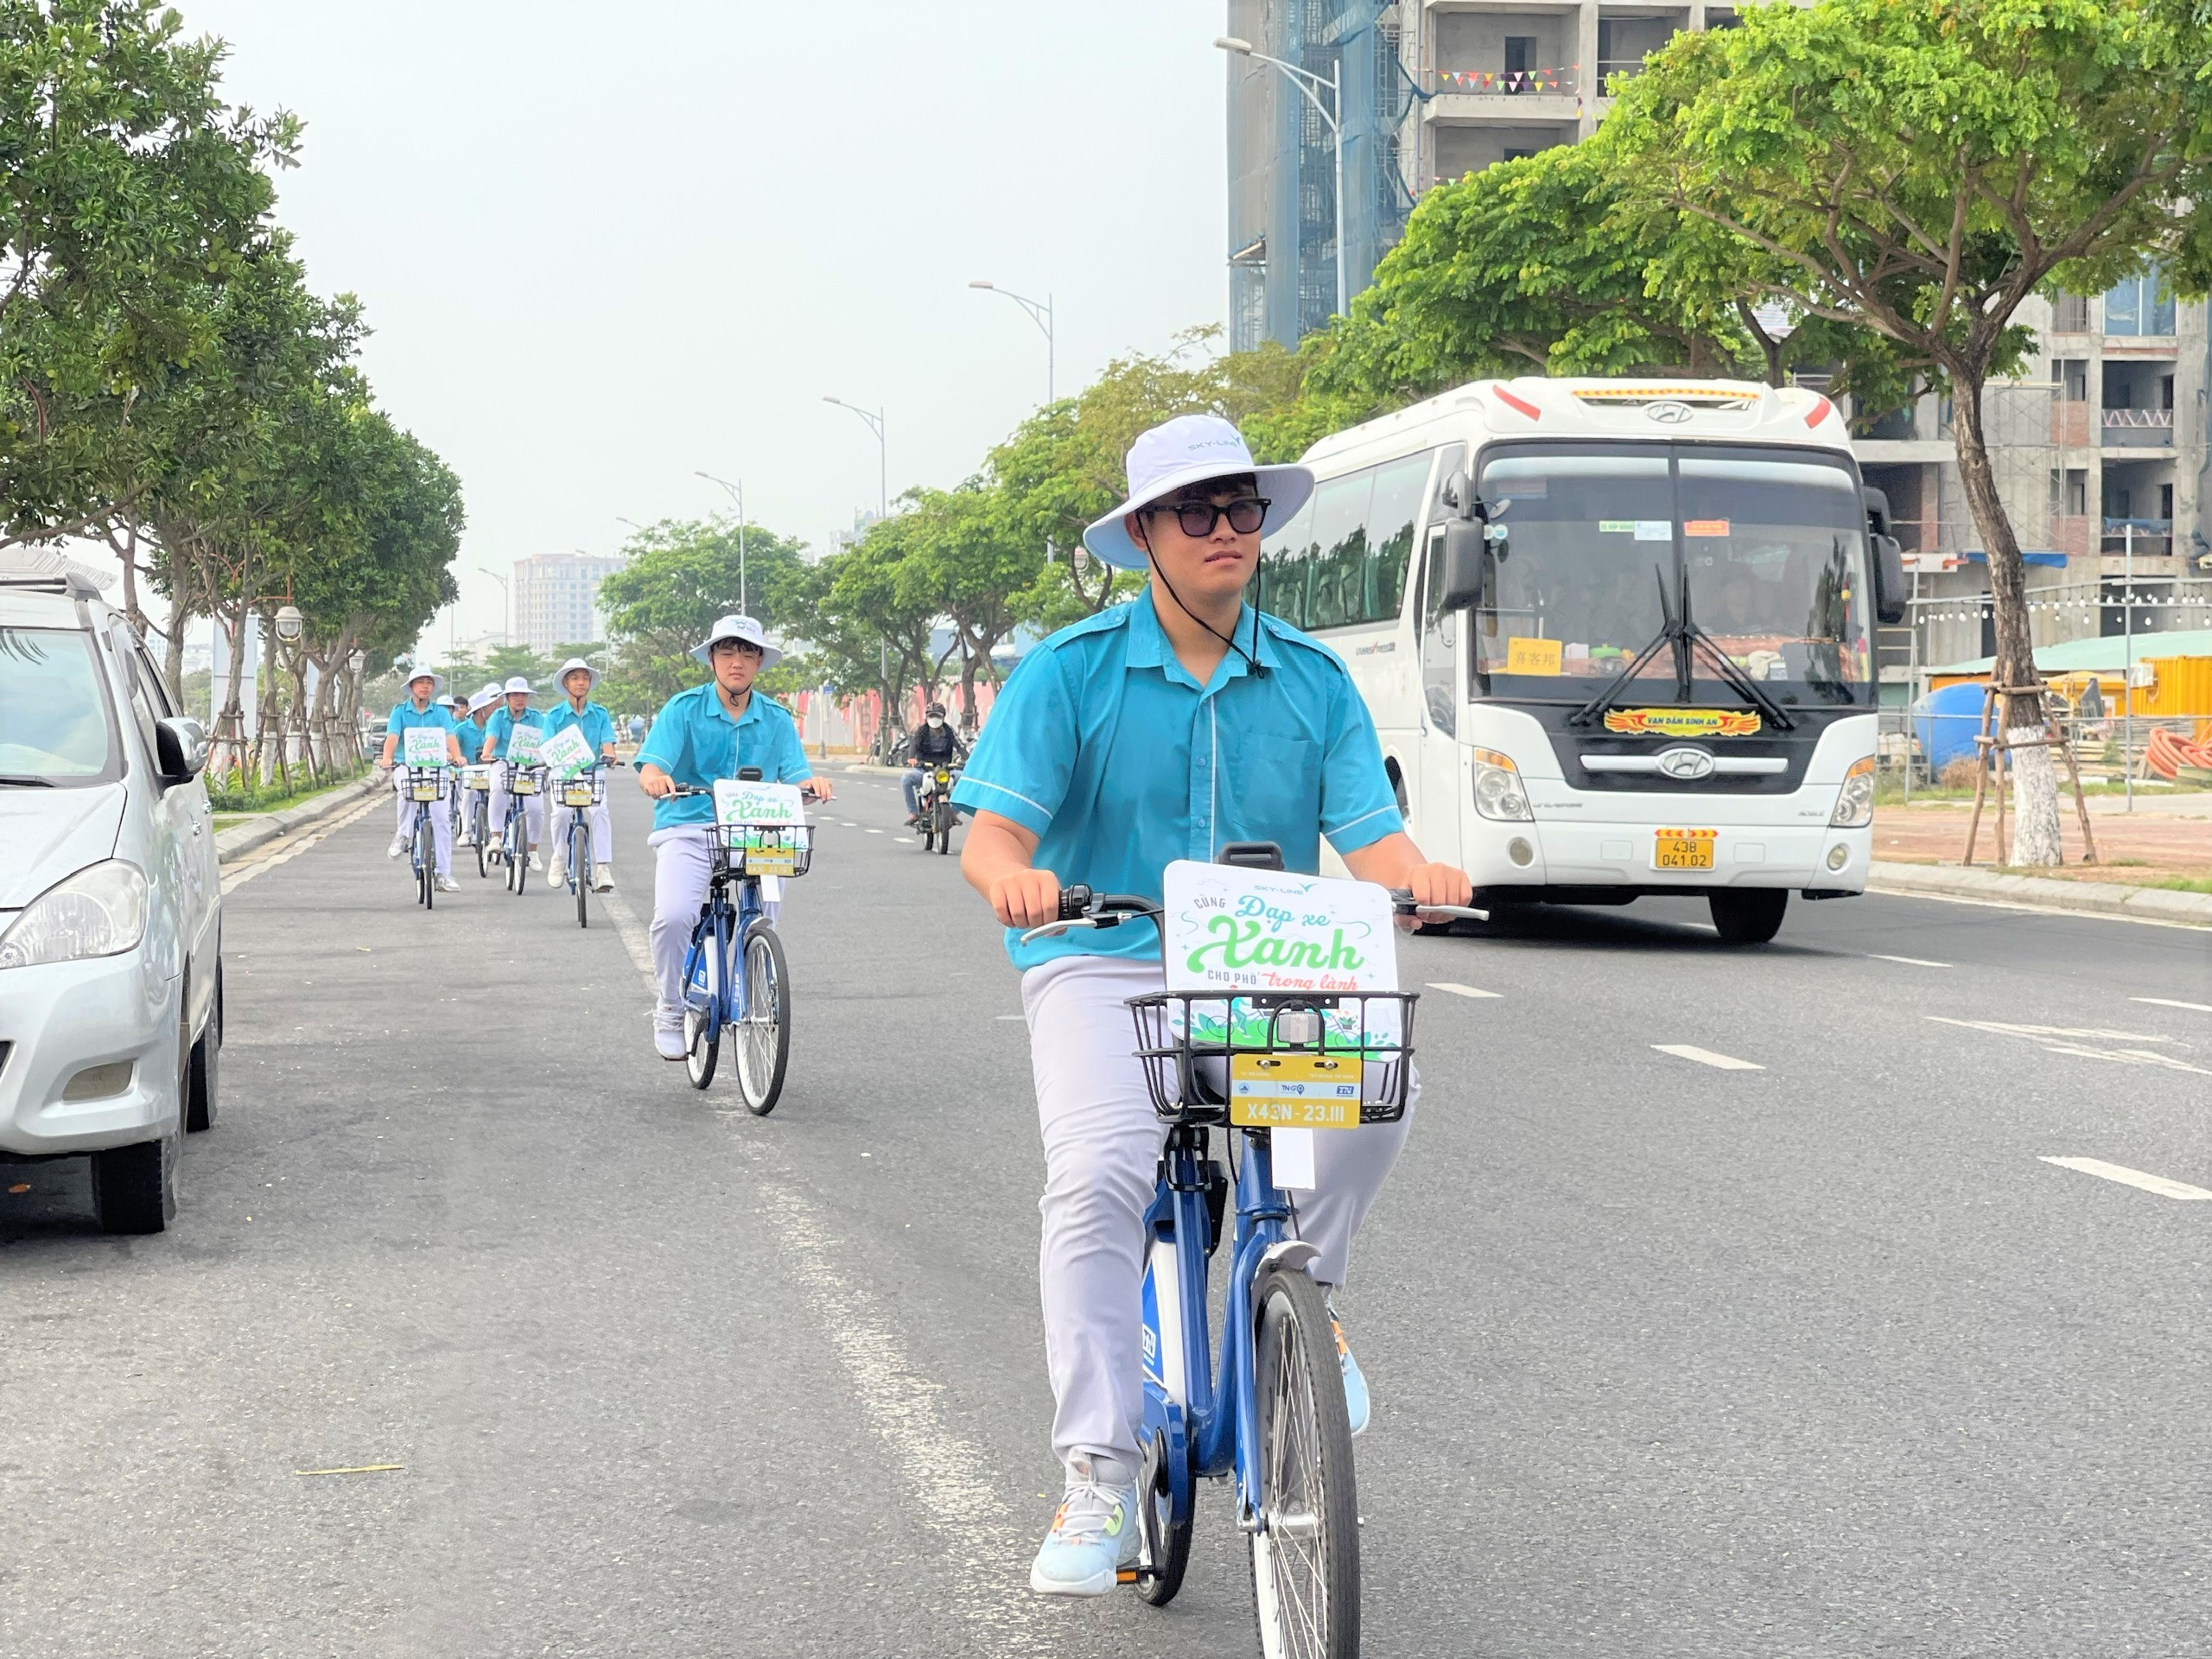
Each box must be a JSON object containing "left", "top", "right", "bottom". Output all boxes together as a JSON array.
[
  {"left": 542, "top": 657, "right": 620, "bottom": 891},
  {"left": 635, "top": 614, "right": 831, "bottom": 1061},
  {"left": 484, "top": 677, "right": 546, "bottom": 872}
]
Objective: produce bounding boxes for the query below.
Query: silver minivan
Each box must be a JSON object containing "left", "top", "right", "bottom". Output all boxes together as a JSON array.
[{"left": 0, "top": 569, "right": 222, "bottom": 1233}]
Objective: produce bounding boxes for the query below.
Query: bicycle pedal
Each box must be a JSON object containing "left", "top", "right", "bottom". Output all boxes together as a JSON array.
[{"left": 1116, "top": 1569, "right": 1141, "bottom": 1585}]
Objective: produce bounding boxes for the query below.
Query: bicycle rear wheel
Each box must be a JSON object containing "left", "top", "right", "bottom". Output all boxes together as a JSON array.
[
  {"left": 734, "top": 921, "right": 790, "bottom": 1116},
  {"left": 683, "top": 1007, "right": 718, "bottom": 1089},
  {"left": 1249, "top": 1266, "right": 1360, "bottom": 1659},
  {"left": 1137, "top": 1424, "right": 1192, "bottom": 1606}
]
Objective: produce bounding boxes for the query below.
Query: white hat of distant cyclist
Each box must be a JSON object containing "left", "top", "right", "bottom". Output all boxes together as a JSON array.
[
  {"left": 1081, "top": 413, "right": 1314, "bottom": 572},
  {"left": 467, "top": 687, "right": 500, "bottom": 715},
  {"left": 404, "top": 667, "right": 444, "bottom": 696},
  {"left": 554, "top": 656, "right": 600, "bottom": 693},
  {"left": 503, "top": 675, "right": 532, "bottom": 695},
  {"left": 476, "top": 680, "right": 504, "bottom": 705},
  {"left": 690, "top": 613, "right": 783, "bottom": 671}
]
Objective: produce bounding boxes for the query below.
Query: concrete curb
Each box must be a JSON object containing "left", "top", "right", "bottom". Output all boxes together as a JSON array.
[
  {"left": 213, "top": 775, "right": 383, "bottom": 866},
  {"left": 1868, "top": 859, "right": 2212, "bottom": 926},
  {"left": 839, "top": 761, "right": 906, "bottom": 778}
]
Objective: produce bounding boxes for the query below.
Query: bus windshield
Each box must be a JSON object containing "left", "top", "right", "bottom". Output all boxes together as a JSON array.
[{"left": 1470, "top": 443, "right": 1873, "bottom": 707}]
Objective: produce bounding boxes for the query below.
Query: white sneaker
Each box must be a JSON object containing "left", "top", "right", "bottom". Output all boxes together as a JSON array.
[
  {"left": 436, "top": 875, "right": 462, "bottom": 893},
  {"left": 1028, "top": 1457, "right": 1140, "bottom": 1597},
  {"left": 528, "top": 852, "right": 543, "bottom": 873},
  {"left": 593, "top": 867, "right": 613, "bottom": 893},
  {"left": 654, "top": 1027, "right": 686, "bottom": 1061},
  {"left": 387, "top": 836, "right": 407, "bottom": 858},
  {"left": 549, "top": 863, "right": 566, "bottom": 887}
]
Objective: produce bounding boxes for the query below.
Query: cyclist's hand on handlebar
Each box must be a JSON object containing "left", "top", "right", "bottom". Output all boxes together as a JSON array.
[
  {"left": 988, "top": 868, "right": 1062, "bottom": 930},
  {"left": 801, "top": 778, "right": 834, "bottom": 803},
  {"left": 638, "top": 766, "right": 676, "bottom": 798},
  {"left": 1396, "top": 861, "right": 1476, "bottom": 928}
]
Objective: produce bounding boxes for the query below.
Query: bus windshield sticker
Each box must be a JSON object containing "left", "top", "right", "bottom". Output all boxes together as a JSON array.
[
  {"left": 1602, "top": 708, "right": 1763, "bottom": 737},
  {"left": 1504, "top": 637, "right": 1564, "bottom": 676},
  {"left": 1599, "top": 519, "right": 1636, "bottom": 534},
  {"left": 1634, "top": 520, "right": 1671, "bottom": 541},
  {"left": 1684, "top": 518, "right": 1731, "bottom": 537}
]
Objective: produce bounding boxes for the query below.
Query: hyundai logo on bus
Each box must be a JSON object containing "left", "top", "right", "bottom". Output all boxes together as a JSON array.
[
  {"left": 1656, "top": 746, "right": 1717, "bottom": 780},
  {"left": 1644, "top": 401, "right": 1695, "bottom": 423}
]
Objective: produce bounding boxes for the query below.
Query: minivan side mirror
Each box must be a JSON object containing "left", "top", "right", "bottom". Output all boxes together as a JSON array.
[
  {"left": 155, "top": 715, "right": 210, "bottom": 783},
  {"left": 1870, "top": 532, "right": 1907, "bottom": 625}
]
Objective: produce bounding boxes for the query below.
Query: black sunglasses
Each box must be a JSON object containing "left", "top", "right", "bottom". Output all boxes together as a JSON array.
[{"left": 1142, "top": 496, "right": 1270, "bottom": 537}]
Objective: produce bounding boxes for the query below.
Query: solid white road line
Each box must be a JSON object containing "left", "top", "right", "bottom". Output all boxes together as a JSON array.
[
  {"left": 2133, "top": 996, "right": 2212, "bottom": 1014},
  {"left": 2039, "top": 1157, "right": 2212, "bottom": 1201},
  {"left": 1652, "top": 1044, "right": 1764, "bottom": 1071},
  {"left": 220, "top": 795, "right": 383, "bottom": 893},
  {"left": 1869, "top": 954, "right": 1951, "bottom": 967},
  {"left": 1427, "top": 982, "right": 1503, "bottom": 1000}
]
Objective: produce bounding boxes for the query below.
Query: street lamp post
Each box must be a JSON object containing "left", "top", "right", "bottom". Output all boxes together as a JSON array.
[
  {"left": 823, "top": 397, "right": 887, "bottom": 518},
  {"left": 1216, "top": 35, "right": 1345, "bottom": 318},
  {"left": 969, "top": 281, "right": 1055, "bottom": 404},
  {"left": 475, "top": 567, "right": 510, "bottom": 646},
  {"left": 694, "top": 473, "right": 749, "bottom": 615}
]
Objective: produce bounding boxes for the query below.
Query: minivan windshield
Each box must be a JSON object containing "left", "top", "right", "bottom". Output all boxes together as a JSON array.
[
  {"left": 1470, "top": 443, "right": 1874, "bottom": 707},
  {"left": 0, "top": 626, "right": 121, "bottom": 785}
]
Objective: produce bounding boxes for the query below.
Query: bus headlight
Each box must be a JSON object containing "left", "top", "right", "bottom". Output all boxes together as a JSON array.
[
  {"left": 1471, "top": 748, "right": 1533, "bottom": 822},
  {"left": 1829, "top": 755, "right": 1876, "bottom": 829}
]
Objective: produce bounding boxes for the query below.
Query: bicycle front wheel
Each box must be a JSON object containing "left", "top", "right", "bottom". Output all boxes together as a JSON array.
[
  {"left": 474, "top": 801, "right": 488, "bottom": 879},
  {"left": 506, "top": 810, "right": 525, "bottom": 894},
  {"left": 734, "top": 921, "right": 790, "bottom": 1116},
  {"left": 415, "top": 814, "right": 435, "bottom": 910},
  {"left": 572, "top": 821, "right": 589, "bottom": 929},
  {"left": 934, "top": 800, "right": 954, "bottom": 854},
  {"left": 1249, "top": 1267, "right": 1360, "bottom": 1659}
]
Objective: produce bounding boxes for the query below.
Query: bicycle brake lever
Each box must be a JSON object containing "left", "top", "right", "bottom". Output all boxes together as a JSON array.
[{"left": 1017, "top": 916, "right": 1102, "bottom": 946}]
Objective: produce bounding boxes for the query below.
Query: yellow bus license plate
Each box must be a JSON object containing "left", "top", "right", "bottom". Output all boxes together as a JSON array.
[
  {"left": 1654, "top": 829, "right": 1717, "bottom": 870},
  {"left": 1228, "top": 1053, "right": 1363, "bottom": 1129}
]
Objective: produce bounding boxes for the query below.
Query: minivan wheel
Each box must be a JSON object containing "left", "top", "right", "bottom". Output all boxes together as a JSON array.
[{"left": 92, "top": 1134, "right": 176, "bottom": 1234}]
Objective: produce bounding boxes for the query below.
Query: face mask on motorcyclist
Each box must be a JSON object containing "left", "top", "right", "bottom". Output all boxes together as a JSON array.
[{"left": 927, "top": 715, "right": 945, "bottom": 729}]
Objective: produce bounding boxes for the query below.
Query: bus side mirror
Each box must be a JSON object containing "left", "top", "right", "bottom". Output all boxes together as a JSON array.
[
  {"left": 1871, "top": 533, "right": 1906, "bottom": 625},
  {"left": 1437, "top": 518, "right": 1489, "bottom": 612}
]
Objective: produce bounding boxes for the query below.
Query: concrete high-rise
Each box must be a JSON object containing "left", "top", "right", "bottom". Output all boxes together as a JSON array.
[{"left": 514, "top": 553, "right": 623, "bottom": 654}]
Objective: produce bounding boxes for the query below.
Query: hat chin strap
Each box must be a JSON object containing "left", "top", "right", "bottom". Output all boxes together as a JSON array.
[{"left": 1135, "top": 521, "right": 1266, "bottom": 681}]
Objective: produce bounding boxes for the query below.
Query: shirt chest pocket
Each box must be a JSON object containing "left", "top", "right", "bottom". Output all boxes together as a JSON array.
[{"left": 1223, "top": 730, "right": 1319, "bottom": 834}]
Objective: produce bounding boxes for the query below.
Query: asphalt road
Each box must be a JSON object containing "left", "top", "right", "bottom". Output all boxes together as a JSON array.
[{"left": 4, "top": 769, "right": 2209, "bottom": 1656}]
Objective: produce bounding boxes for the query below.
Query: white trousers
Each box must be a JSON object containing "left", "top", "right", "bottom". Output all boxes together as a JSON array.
[
  {"left": 487, "top": 762, "right": 544, "bottom": 850},
  {"left": 1021, "top": 955, "right": 1414, "bottom": 1470},
  {"left": 391, "top": 770, "right": 453, "bottom": 877},
  {"left": 550, "top": 794, "right": 612, "bottom": 869},
  {"left": 647, "top": 827, "right": 779, "bottom": 1032}
]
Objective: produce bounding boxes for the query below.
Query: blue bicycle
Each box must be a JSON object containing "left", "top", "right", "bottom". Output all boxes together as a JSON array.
[
  {"left": 400, "top": 766, "right": 444, "bottom": 910},
  {"left": 667, "top": 771, "right": 813, "bottom": 1115},
  {"left": 1030, "top": 843, "right": 1480, "bottom": 1659},
  {"left": 554, "top": 760, "right": 621, "bottom": 929}
]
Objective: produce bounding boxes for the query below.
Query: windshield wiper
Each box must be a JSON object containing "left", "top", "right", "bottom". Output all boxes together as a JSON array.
[
  {"left": 0, "top": 773, "right": 56, "bottom": 786},
  {"left": 1569, "top": 564, "right": 1796, "bottom": 731}
]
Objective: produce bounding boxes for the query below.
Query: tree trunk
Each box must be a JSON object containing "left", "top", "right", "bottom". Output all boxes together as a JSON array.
[
  {"left": 1948, "top": 373, "right": 2063, "bottom": 866},
  {"left": 1734, "top": 301, "right": 1785, "bottom": 387}
]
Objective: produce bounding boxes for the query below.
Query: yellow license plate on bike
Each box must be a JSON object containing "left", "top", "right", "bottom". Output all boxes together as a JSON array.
[
  {"left": 410, "top": 783, "right": 440, "bottom": 802},
  {"left": 1228, "top": 1053, "right": 1363, "bottom": 1129},
  {"left": 1654, "top": 828, "right": 1717, "bottom": 870},
  {"left": 512, "top": 775, "right": 538, "bottom": 793},
  {"left": 745, "top": 848, "right": 798, "bottom": 875},
  {"left": 562, "top": 784, "right": 595, "bottom": 806}
]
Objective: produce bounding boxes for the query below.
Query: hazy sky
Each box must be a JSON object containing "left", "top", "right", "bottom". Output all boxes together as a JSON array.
[{"left": 171, "top": 0, "right": 1229, "bottom": 646}]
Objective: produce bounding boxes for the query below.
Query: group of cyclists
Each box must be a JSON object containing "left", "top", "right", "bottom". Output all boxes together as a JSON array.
[
  {"left": 371, "top": 415, "right": 1475, "bottom": 1637},
  {"left": 375, "top": 658, "right": 623, "bottom": 892}
]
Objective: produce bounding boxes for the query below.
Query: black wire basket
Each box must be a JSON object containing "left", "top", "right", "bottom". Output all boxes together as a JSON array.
[
  {"left": 1124, "top": 990, "right": 1420, "bottom": 1128},
  {"left": 711, "top": 821, "right": 815, "bottom": 879}
]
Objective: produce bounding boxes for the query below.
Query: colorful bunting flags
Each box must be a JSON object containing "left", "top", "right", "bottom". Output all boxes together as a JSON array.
[{"left": 1436, "top": 66, "right": 1579, "bottom": 92}]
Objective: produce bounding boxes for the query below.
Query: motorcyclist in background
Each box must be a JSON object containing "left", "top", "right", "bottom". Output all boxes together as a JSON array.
[{"left": 902, "top": 702, "right": 967, "bottom": 825}]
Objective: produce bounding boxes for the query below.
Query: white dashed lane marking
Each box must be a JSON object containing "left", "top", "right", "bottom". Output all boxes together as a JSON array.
[
  {"left": 1869, "top": 954, "right": 1950, "bottom": 968},
  {"left": 1427, "top": 982, "right": 1503, "bottom": 1000},
  {"left": 1652, "top": 1045, "right": 1764, "bottom": 1071},
  {"left": 2133, "top": 996, "right": 2212, "bottom": 1014},
  {"left": 1927, "top": 1017, "right": 2209, "bottom": 1074},
  {"left": 2039, "top": 1157, "right": 2212, "bottom": 1201}
]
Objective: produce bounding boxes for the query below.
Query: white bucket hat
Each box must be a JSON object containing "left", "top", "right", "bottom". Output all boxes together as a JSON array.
[
  {"left": 554, "top": 657, "right": 600, "bottom": 694},
  {"left": 1081, "top": 414, "right": 1314, "bottom": 572},
  {"left": 503, "top": 676, "right": 533, "bottom": 695},
  {"left": 476, "top": 681, "right": 504, "bottom": 704},
  {"left": 690, "top": 613, "right": 783, "bottom": 671},
  {"left": 467, "top": 687, "right": 500, "bottom": 715},
  {"left": 403, "top": 668, "right": 445, "bottom": 696}
]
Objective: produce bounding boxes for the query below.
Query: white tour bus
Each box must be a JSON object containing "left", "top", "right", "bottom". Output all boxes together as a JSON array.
[{"left": 1268, "top": 377, "right": 1906, "bottom": 944}]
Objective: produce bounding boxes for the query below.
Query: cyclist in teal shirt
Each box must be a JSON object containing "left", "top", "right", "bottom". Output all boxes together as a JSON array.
[
  {"left": 636, "top": 614, "right": 830, "bottom": 1059},
  {"left": 951, "top": 415, "right": 1472, "bottom": 1597},
  {"left": 484, "top": 677, "right": 544, "bottom": 873},
  {"left": 542, "top": 658, "right": 620, "bottom": 891},
  {"left": 378, "top": 668, "right": 464, "bottom": 889}
]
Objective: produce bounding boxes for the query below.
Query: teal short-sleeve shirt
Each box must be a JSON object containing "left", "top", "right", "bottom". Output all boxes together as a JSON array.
[{"left": 636, "top": 683, "right": 813, "bottom": 832}]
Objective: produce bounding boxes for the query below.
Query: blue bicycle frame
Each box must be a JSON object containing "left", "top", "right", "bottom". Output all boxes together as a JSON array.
[
  {"left": 681, "top": 860, "right": 768, "bottom": 1040},
  {"left": 1141, "top": 1121, "right": 1297, "bottom": 1530}
]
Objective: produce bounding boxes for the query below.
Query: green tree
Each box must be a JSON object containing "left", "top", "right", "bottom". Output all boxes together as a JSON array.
[
  {"left": 1608, "top": 0, "right": 2212, "bottom": 864},
  {"left": 595, "top": 516, "right": 808, "bottom": 712},
  {"left": 900, "top": 482, "right": 1041, "bottom": 728}
]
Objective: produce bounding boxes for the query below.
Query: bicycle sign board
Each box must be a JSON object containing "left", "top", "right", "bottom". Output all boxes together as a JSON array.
[
  {"left": 536, "top": 724, "right": 594, "bottom": 779},
  {"left": 714, "top": 779, "right": 807, "bottom": 874},
  {"left": 506, "top": 723, "right": 543, "bottom": 765},
  {"left": 402, "top": 727, "right": 448, "bottom": 767},
  {"left": 1160, "top": 861, "right": 1397, "bottom": 995}
]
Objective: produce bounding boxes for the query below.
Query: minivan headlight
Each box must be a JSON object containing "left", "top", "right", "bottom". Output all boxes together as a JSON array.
[
  {"left": 1829, "top": 755, "right": 1876, "bottom": 829},
  {"left": 0, "top": 861, "right": 149, "bottom": 970},
  {"left": 1471, "top": 748, "right": 1533, "bottom": 823}
]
